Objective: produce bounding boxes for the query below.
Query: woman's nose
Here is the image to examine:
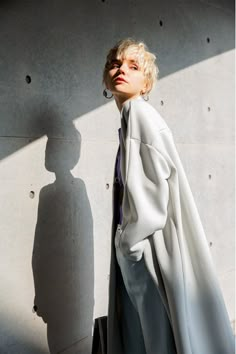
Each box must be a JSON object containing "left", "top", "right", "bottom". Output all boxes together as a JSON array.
[{"left": 118, "top": 63, "right": 128, "bottom": 74}]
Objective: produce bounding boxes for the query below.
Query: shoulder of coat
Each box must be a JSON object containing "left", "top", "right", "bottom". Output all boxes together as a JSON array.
[{"left": 127, "top": 98, "right": 171, "bottom": 143}]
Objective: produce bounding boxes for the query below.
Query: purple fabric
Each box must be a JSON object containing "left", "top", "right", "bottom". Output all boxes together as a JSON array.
[
  {"left": 117, "top": 128, "right": 122, "bottom": 183},
  {"left": 115, "top": 128, "right": 123, "bottom": 224}
]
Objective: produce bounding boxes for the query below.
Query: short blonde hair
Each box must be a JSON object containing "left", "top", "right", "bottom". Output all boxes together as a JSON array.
[{"left": 103, "top": 38, "right": 159, "bottom": 94}]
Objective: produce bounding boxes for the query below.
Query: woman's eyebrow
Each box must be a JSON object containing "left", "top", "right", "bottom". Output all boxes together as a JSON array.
[
  {"left": 110, "top": 58, "right": 140, "bottom": 67},
  {"left": 130, "top": 60, "right": 141, "bottom": 68},
  {"left": 127, "top": 59, "right": 139, "bottom": 65},
  {"left": 111, "top": 58, "right": 121, "bottom": 63}
]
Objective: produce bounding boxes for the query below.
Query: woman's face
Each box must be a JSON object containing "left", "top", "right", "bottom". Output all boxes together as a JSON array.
[{"left": 105, "top": 53, "right": 147, "bottom": 102}]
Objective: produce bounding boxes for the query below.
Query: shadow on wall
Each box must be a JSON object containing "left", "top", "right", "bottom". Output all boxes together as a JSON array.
[
  {"left": 32, "top": 112, "right": 94, "bottom": 354},
  {"left": 0, "top": 0, "right": 234, "bottom": 161}
]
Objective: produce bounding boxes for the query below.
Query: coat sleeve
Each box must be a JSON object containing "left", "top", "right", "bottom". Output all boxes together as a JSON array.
[{"left": 118, "top": 135, "right": 171, "bottom": 261}]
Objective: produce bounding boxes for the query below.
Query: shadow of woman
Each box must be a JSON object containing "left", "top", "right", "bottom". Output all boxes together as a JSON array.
[{"left": 32, "top": 122, "right": 94, "bottom": 354}]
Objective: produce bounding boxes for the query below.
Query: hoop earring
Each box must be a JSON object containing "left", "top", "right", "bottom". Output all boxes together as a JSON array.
[
  {"left": 142, "top": 93, "right": 149, "bottom": 101},
  {"left": 140, "top": 90, "right": 149, "bottom": 101},
  {"left": 103, "top": 88, "right": 113, "bottom": 99}
]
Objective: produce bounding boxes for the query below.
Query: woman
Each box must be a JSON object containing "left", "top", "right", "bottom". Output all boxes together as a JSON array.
[{"left": 102, "top": 38, "right": 234, "bottom": 354}]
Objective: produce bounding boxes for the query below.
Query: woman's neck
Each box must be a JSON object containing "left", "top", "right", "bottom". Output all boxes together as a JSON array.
[{"left": 114, "top": 94, "right": 141, "bottom": 112}]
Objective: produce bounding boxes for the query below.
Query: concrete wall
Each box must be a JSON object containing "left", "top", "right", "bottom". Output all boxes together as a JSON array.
[{"left": 0, "top": 0, "right": 234, "bottom": 352}]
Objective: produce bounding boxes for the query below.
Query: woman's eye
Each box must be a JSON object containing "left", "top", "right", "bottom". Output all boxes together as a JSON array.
[{"left": 130, "top": 65, "right": 138, "bottom": 70}]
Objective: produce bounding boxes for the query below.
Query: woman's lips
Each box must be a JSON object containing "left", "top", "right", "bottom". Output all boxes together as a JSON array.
[{"left": 114, "top": 77, "right": 127, "bottom": 83}]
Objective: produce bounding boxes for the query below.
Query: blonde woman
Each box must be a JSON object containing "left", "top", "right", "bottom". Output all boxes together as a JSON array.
[{"left": 102, "top": 38, "right": 234, "bottom": 354}]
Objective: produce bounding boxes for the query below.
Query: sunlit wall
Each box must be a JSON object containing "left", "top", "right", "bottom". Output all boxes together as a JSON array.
[{"left": 0, "top": 0, "right": 234, "bottom": 352}]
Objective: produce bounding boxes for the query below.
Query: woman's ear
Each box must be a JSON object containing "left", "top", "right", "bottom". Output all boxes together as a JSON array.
[
  {"left": 141, "top": 80, "right": 149, "bottom": 95},
  {"left": 104, "top": 76, "right": 109, "bottom": 91}
]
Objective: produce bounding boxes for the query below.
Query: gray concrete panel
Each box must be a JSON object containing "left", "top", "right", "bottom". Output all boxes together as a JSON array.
[{"left": 0, "top": 0, "right": 234, "bottom": 352}]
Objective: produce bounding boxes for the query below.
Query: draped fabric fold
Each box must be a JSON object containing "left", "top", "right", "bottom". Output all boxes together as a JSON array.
[{"left": 107, "top": 96, "right": 234, "bottom": 354}]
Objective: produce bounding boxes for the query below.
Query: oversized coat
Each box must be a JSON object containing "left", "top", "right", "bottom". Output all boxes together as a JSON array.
[{"left": 107, "top": 95, "right": 234, "bottom": 354}]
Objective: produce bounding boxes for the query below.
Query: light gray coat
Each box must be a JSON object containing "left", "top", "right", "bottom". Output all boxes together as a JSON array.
[{"left": 107, "top": 96, "right": 234, "bottom": 354}]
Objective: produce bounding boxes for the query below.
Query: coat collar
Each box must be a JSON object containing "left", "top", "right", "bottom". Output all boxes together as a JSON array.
[{"left": 120, "top": 95, "right": 143, "bottom": 118}]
